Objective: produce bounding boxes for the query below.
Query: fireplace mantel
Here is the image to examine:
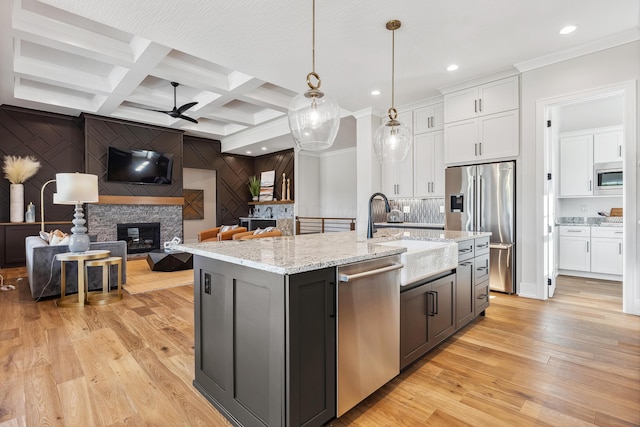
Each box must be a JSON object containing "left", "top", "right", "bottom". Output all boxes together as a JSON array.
[{"left": 98, "top": 196, "right": 184, "bottom": 205}]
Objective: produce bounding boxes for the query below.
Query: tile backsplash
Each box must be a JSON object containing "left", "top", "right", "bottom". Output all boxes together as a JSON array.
[{"left": 373, "top": 198, "right": 445, "bottom": 224}]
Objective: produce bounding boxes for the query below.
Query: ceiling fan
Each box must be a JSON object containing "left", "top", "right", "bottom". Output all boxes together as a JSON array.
[{"left": 154, "top": 81, "right": 198, "bottom": 123}]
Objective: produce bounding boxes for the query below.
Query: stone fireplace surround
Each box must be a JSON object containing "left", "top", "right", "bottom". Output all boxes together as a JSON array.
[{"left": 87, "top": 204, "right": 183, "bottom": 254}]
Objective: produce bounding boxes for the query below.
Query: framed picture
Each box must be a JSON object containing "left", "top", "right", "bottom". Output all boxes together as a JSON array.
[{"left": 259, "top": 170, "right": 275, "bottom": 201}]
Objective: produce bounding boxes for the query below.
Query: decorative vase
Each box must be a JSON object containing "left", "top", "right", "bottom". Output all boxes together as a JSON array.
[{"left": 10, "top": 183, "right": 25, "bottom": 223}]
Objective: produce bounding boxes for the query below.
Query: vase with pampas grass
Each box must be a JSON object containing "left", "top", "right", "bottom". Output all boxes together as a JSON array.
[{"left": 3, "top": 155, "right": 41, "bottom": 222}]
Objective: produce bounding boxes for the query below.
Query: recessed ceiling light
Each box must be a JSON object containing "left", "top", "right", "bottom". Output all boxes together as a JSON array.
[
  {"left": 446, "top": 64, "right": 459, "bottom": 71},
  {"left": 261, "top": 147, "right": 267, "bottom": 151},
  {"left": 371, "top": 90, "right": 381, "bottom": 96},
  {"left": 246, "top": 150, "right": 252, "bottom": 154},
  {"left": 559, "top": 25, "right": 576, "bottom": 35}
]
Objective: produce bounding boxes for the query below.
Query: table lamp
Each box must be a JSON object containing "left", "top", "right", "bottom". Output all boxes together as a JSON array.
[{"left": 53, "top": 173, "right": 99, "bottom": 253}]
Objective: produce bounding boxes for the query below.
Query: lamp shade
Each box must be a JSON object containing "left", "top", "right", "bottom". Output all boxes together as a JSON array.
[
  {"left": 54, "top": 173, "right": 99, "bottom": 204},
  {"left": 288, "top": 90, "right": 341, "bottom": 151},
  {"left": 373, "top": 119, "right": 412, "bottom": 164}
]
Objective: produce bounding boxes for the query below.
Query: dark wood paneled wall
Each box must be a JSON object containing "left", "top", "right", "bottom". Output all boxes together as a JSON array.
[
  {"left": 183, "top": 136, "right": 295, "bottom": 226},
  {"left": 254, "top": 150, "right": 295, "bottom": 201},
  {"left": 84, "top": 115, "right": 183, "bottom": 197},
  {"left": 1, "top": 106, "right": 295, "bottom": 228},
  {"left": 0, "top": 106, "right": 81, "bottom": 223},
  {"left": 184, "top": 135, "right": 253, "bottom": 225}
]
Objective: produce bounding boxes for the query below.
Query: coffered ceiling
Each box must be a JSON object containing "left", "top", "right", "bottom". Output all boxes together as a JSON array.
[{"left": 1, "top": 0, "right": 638, "bottom": 155}]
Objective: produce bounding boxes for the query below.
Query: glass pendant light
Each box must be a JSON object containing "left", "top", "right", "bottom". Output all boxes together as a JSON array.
[
  {"left": 288, "top": 0, "right": 340, "bottom": 151},
  {"left": 373, "top": 20, "right": 411, "bottom": 164}
]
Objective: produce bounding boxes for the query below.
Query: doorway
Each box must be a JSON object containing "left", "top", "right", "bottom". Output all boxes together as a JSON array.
[{"left": 541, "top": 81, "right": 636, "bottom": 313}]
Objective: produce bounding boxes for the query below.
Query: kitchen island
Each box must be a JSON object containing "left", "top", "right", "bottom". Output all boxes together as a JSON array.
[{"left": 175, "top": 229, "right": 490, "bottom": 427}]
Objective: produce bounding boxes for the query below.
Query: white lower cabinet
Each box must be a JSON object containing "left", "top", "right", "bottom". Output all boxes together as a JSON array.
[
  {"left": 558, "top": 226, "right": 591, "bottom": 271},
  {"left": 558, "top": 225, "right": 623, "bottom": 277},
  {"left": 590, "top": 228, "right": 623, "bottom": 275}
]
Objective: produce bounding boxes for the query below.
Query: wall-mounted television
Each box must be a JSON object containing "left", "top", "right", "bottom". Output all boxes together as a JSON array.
[{"left": 106, "top": 146, "right": 174, "bottom": 185}]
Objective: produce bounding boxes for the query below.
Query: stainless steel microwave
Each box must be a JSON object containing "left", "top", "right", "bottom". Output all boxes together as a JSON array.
[{"left": 594, "top": 161, "right": 623, "bottom": 195}]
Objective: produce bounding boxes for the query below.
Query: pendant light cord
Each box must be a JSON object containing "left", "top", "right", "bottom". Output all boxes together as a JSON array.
[
  {"left": 312, "top": 0, "right": 316, "bottom": 74},
  {"left": 391, "top": 27, "right": 395, "bottom": 110}
]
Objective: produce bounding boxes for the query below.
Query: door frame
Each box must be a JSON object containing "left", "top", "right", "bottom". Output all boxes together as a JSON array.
[{"left": 537, "top": 80, "right": 637, "bottom": 313}]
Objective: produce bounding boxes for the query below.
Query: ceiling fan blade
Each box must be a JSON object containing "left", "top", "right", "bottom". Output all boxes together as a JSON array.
[
  {"left": 179, "top": 114, "right": 198, "bottom": 124},
  {"left": 177, "top": 101, "right": 198, "bottom": 114}
]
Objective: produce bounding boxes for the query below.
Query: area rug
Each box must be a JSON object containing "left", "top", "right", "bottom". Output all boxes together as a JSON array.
[{"left": 124, "top": 258, "right": 194, "bottom": 294}]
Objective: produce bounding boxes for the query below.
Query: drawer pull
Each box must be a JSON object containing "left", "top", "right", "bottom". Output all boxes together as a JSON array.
[
  {"left": 476, "top": 243, "right": 489, "bottom": 249},
  {"left": 459, "top": 247, "right": 473, "bottom": 253},
  {"left": 566, "top": 230, "right": 582, "bottom": 232},
  {"left": 477, "top": 293, "right": 488, "bottom": 299}
]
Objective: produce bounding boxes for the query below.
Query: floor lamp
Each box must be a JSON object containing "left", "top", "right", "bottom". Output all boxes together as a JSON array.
[
  {"left": 53, "top": 173, "right": 99, "bottom": 253},
  {"left": 40, "top": 178, "right": 57, "bottom": 233}
]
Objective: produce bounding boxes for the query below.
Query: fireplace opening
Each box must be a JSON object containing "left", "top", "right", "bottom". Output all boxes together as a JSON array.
[{"left": 117, "top": 222, "right": 160, "bottom": 254}]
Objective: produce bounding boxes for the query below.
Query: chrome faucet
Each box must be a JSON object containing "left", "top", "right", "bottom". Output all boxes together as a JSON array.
[{"left": 367, "top": 192, "right": 391, "bottom": 239}]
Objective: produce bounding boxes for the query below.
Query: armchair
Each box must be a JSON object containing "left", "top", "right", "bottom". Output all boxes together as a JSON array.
[{"left": 198, "top": 226, "right": 248, "bottom": 242}]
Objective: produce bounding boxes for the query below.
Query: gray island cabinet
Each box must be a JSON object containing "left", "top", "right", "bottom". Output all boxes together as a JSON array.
[
  {"left": 193, "top": 255, "right": 336, "bottom": 427},
  {"left": 176, "top": 229, "right": 490, "bottom": 427}
]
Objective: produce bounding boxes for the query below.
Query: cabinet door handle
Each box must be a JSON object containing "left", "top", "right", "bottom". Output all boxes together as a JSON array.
[
  {"left": 619, "top": 145, "right": 622, "bottom": 158},
  {"left": 589, "top": 180, "right": 592, "bottom": 191},
  {"left": 474, "top": 99, "right": 478, "bottom": 113},
  {"left": 431, "top": 116, "right": 435, "bottom": 128},
  {"left": 479, "top": 98, "right": 482, "bottom": 112},
  {"left": 586, "top": 242, "right": 589, "bottom": 253},
  {"left": 426, "top": 292, "right": 435, "bottom": 316},
  {"left": 428, "top": 117, "right": 431, "bottom": 128},
  {"left": 619, "top": 242, "right": 622, "bottom": 255},
  {"left": 475, "top": 143, "right": 478, "bottom": 156},
  {"left": 479, "top": 142, "right": 482, "bottom": 156}
]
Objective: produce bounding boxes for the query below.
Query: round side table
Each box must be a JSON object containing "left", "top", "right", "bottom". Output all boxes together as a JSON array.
[
  {"left": 86, "top": 256, "right": 123, "bottom": 305},
  {"left": 55, "top": 250, "right": 110, "bottom": 307}
]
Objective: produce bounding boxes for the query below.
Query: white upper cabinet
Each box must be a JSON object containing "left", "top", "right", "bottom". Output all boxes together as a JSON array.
[
  {"left": 593, "top": 128, "right": 623, "bottom": 163},
  {"left": 414, "top": 103, "right": 444, "bottom": 134},
  {"left": 444, "top": 110, "right": 519, "bottom": 165},
  {"left": 444, "top": 76, "right": 519, "bottom": 123},
  {"left": 443, "top": 76, "right": 519, "bottom": 165},
  {"left": 381, "top": 110, "right": 414, "bottom": 198},
  {"left": 559, "top": 134, "right": 593, "bottom": 197},
  {"left": 414, "top": 131, "right": 444, "bottom": 198}
]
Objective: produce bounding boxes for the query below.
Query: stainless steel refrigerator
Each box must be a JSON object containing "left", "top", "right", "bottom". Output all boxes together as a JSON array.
[{"left": 445, "top": 161, "right": 515, "bottom": 293}]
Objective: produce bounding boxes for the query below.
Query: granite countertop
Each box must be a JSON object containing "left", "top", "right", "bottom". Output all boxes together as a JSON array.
[
  {"left": 556, "top": 217, "right": 623, "bottom": 227},
  {"left": 175, "top": 229, "right": 491, "bottom": 275},
  {"left": 375, "top": 222, "right": 445, "bottom": 229}
]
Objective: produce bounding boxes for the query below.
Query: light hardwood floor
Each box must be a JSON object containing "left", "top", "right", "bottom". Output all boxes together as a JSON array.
[{"left": 0, "top": 270, "right": 638, "bottom": 426}]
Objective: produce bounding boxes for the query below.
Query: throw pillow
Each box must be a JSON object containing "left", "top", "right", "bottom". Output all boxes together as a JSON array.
[
  {"left": 49, "top": 229, "right": 70, "bottom": 246},
  {"left": 220, "top": 225, "right": 238, "bottom": 232},
  {"left": 39, "top": 230, "right": 51, "bottom": 242},
  {"left": 254, "top": 227, "right": 275, "bottom": 235}
]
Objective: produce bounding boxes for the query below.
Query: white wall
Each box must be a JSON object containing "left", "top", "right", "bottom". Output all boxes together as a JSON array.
[
  {"left": 519, "top": 41, "right": 639, "bottom": 311},
  {"left": 296, "top": 149, "right": 357, "bottom": 219},
  {"left": 558, "top": 197, "right": 623, "bottom": 217},
  {"left": 182, "top": 167, "right": 216, "bottom": 243},
  {"left": 296, "top": 153, "right": 321, "bottom": 216},
  {"left": 558, "top": 95, "right": 623, "bottom": 132},
  {"left": 319, "top": 148, "right": 357, "bottom": 218}
]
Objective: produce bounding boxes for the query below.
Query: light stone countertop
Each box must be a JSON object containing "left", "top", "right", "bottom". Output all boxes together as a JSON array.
[
  {"left": 375, "top": 222, "right": 445, "bottom": 229},
  {"left": 175, "top": 229, "right": 491, "bottom": 275}
]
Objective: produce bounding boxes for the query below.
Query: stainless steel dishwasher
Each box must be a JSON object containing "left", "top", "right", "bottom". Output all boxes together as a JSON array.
[{"left": 337, "top": 255, "right": 403, "bottom": 417}]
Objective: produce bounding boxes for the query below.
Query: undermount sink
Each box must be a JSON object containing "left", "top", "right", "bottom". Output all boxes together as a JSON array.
[{"left": 374, "top": 239, "right": 458, "bottom": 286}]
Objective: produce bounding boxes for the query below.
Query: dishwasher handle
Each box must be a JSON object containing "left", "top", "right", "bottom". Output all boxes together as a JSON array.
[{"left": 339, "top": 262, "right": 403, "bottom": 282}]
